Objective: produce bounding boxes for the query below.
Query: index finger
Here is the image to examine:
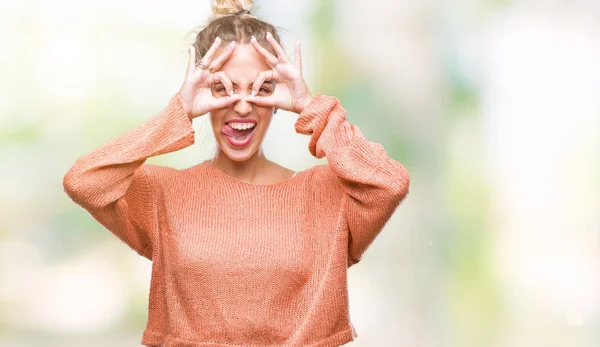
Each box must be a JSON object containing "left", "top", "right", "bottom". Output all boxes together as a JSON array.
[
  {"left": 251, "top": 70, "right": 274, "bottom": 96},
  {"left": 212, "top": 71, "right": 234, "bottom": 96}
]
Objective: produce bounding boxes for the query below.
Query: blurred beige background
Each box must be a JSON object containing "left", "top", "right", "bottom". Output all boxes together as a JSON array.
[{"left": 1, "top": 0, "right": 599, "bottom": 346}]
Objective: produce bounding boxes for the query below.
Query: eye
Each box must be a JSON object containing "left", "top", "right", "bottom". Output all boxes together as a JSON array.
[
  {"left": 211, "top": 83, "right": 228, "bottom": 97},
  {"left": 258, "top": 82, "right": 274, "bottom": 96}
]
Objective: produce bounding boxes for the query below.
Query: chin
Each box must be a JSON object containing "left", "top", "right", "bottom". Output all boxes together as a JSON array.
[
  {"left": 215, "top": 132, "right": 263, "bottom": 162},
  {"left": 221, "top": 146, "right": 259, "bottom": 162}
]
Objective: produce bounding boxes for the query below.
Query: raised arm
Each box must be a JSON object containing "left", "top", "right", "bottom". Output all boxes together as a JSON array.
[
  {"left": 63, "top": 94, "right": 195, "bottom": 259},
  {"left": 295, "top": 95, "right": 410, "bottom": 267},
  {"left": 245, "top": 35, "right": 410, "bottom": 267},
  {"left": 63, "top": 38, "right": 241, "bottom": 259}
]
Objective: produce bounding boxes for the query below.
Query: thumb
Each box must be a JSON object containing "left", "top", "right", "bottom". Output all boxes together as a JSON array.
[
  {"left": 245, "top": 94, "right": 278, "bottom": 108},
  {"left": 210, "top": 94, "right": 241, "bottom": 110}
]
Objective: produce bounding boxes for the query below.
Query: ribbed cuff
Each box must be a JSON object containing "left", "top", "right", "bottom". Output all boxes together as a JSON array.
[
  {"left": 172, "top": 93, "right": 195, "bottom": 131},
  {"left": 294, "top": 94, "right": 339, "bottom": 135}
]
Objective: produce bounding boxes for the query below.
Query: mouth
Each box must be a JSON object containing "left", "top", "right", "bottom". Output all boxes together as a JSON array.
[{"left": 221, "top": 121, "right": 257, "bottom": 148}]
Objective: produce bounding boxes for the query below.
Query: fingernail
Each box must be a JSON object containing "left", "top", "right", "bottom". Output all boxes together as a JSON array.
[
  {"left": 266, "top": 32, "right": 272, "bottom": 38},
  {"left": 251, "top": 36, "right": 257, "bottom": 42},
  {"left": 230, "top": 41, "right": 236, "bottom": 46}
]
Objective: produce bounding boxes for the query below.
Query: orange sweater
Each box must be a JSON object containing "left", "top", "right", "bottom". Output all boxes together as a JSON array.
[{"left": 63, "top": 94, "right": 410, "bottom": 347}]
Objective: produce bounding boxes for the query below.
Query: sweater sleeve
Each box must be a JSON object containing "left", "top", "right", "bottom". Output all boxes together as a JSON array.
[
  {"left": 63, "top": 94, "right": 195, "bottom": 260},
  {"left": 295, "top": 94, "right": 410, "bottom": 267}
]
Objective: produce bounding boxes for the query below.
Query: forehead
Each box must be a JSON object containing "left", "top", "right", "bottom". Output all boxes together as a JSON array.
[{"left": 217, "top": 44, "right": 271, "bottom": 85}]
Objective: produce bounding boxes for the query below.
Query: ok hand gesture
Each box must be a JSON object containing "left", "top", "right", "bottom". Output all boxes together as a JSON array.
[
  {"left": 178, "top": 37, "right": 241, "bottom": 120},
  {"left": 246, "top": 33, "right": 313, "bottom": 114}
]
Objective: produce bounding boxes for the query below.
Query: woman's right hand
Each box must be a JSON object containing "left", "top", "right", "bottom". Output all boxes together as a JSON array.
[{"left": 178, "top": 37, "right": 240, "bottom": 120}]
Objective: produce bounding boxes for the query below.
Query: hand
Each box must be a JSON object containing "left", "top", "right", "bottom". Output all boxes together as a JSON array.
[
  {"left": 178, "top": 37, "right": 241, "bottom": 120},
  {"left": 246, "top": 32, "right": 313, "bottom": 114}
]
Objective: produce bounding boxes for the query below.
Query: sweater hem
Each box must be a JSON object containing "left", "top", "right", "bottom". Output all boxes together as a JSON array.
[{"left": 141, "top": 326, "right": 355, "bottom": 347}]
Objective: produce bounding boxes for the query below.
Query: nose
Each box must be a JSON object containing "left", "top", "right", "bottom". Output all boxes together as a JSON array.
[{"left": 233, "top": 91, "right": 252, "bottom": 116}]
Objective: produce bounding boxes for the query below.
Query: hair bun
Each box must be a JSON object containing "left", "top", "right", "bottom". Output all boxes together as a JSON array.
[{"left": 212, "top": 0, "right": 254, "bottom": 16}]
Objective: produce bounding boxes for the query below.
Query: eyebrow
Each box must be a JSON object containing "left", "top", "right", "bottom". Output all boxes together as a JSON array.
[{"left": 227, "top": 80, "right": 275, "bottom": 88}]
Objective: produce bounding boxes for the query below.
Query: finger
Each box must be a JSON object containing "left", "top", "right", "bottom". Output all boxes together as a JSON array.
[
  {"left": 294, "top": 41, "right": 302, "bottom": 72},
  {"left": 201, "top": 36, "right": 222, "bottom": 66},
  {"left": 265, "top": 31, "right": 291, "bottom": 64},
  {"left": 186, "top": 45, "right": 196, "bottom": 76},
  {"left": 250, "top": 36, "right": 279, "bottom": 67},
  {"left": 251, "top": 70, "right": 274, "bottom": 96},
  {"left": 211, "top": 94, "right": 241, "bottom": 109},
  {"left": 209, "top": 41, "right": 237, "bottom": 71},
  {"left": 245, "top": 94, "right": 277, "bottom": 108},
  {"left": 212, "top": 71, "right": 234, "bottom": 96}
]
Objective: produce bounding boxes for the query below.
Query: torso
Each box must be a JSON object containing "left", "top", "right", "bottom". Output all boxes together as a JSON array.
[
  {"left": 264, "top": 160, "right": 296, "bottom": 183},
  {"left": 140, "top": 162, "right": 356, "bottom": 346},
  {"left": 207, "top": 159, "right": 297, "bottom": 185}
]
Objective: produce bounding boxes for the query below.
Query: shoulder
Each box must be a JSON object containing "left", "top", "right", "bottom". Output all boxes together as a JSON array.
[
  {"left": 299, "top": 164, "right": 343, "bottom": 192},
  {"left": 295, "top": 165, "right": 345, "bottom": 208},
  {"left": 140, "top": 163, "right": 177, "bottom": 178},
  {"left": 265, "top": 161, "right": 296, "bottom": 183},
  {"left": 307, "top": 164, "right": 337, "bottom": 180},
  {"left": 138, "top": 163, "right": 203, "bottom": 185}
]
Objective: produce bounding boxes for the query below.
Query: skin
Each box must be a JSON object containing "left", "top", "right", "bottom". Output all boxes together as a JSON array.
[{"left": 178, "top": 33, "right": 313, "bottom": 184}]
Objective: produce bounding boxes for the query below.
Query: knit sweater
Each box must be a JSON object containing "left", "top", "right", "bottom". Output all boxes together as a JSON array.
[{"left": 63, "top": 94, "right": 410, "bottom": 347}]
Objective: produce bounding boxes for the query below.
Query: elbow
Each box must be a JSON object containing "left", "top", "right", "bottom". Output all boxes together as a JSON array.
[
  {"left": 62, "top": 166, "right": 102, "bottom": 208},
  {"left": 368, "top": 161, "right": 410, "bottom": 206},
  {"left": 390, "top": 163, "right": 410, "bottom": 204},
  {"left": 347, "top": 254, "right": 360, "bottom": 268},
  {"left": 63, "top": 167, "right": 85, "bottom": 204}
]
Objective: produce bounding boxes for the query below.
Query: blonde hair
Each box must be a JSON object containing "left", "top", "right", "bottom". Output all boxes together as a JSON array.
[
  {"left": 211, "top": 0, "right": 253, "bottom": 17},
  {"left": 194, "top": 0, "right": 281, "bottom": 62}
]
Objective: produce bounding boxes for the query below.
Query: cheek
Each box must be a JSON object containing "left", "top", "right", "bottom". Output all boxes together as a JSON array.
[
  {"left": 257, "top": 110, "right": 274, "bottom": 131},
  {"left": 209, "top": 110, "right": 226, "bottom": 129}
]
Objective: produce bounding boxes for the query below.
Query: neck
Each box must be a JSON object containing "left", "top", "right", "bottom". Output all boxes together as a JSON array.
[{"left": 209, "top": 148, "right": 269, "bottom": 183}]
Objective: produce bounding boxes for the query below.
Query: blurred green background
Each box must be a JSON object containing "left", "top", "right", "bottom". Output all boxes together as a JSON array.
[{"left": 1, "top": 0, "right": 599, "bottom": 346}]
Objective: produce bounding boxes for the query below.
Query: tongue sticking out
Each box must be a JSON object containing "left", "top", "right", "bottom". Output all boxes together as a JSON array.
[{"left": 222, "top": 124, "right": 255, "bottom": 139}]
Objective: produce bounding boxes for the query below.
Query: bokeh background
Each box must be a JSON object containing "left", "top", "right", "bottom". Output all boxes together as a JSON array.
[{"left": 1, "top": 0, "right": 599, "bottom": 346}]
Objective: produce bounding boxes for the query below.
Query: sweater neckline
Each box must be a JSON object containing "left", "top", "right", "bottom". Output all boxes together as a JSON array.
[{"left": 202, "top": 161, "right": 307, "bottom": 187}]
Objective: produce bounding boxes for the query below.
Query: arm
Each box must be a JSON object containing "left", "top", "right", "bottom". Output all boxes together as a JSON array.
[
  {"left": 63, "top": 94, "right": 195, "bottom": 259},
  {"left": 63, "top": 39, "right": 240, "bottom": 259},
  {"left": 242, "top": 36, "right": 410, "bottom": 266},
  {"left": 295, "top": 94, "right": 410, "bottom": 267}
]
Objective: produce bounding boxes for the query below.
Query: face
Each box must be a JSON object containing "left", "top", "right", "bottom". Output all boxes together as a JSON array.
[{"left": 209, "top": 44, "right": 275, "bottom": 162}]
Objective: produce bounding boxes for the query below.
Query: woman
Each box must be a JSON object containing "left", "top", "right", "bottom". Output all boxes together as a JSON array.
[{"left": 63, "top": 0, "right": 410, "bottom": 346}]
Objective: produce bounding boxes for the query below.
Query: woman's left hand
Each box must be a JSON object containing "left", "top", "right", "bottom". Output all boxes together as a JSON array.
[{"left": 246, "top": 32, "right": 313, "bottom": 114}]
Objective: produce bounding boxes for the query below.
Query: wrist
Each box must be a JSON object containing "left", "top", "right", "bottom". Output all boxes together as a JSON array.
[
  {"left": 295, "top": 95, "right": 313, "bottom": 114},
  {"left": 176, "top": 93, "right": 194, "bottom": 121}
]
